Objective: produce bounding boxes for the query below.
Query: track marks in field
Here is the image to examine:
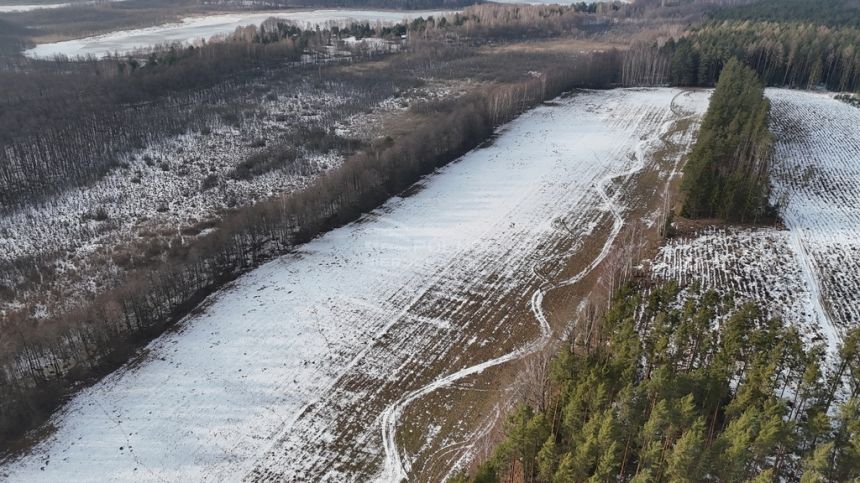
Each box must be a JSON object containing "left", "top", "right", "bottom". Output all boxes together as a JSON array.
[{"left": 1, "top": 89, "right": 709, "bottom": 483}]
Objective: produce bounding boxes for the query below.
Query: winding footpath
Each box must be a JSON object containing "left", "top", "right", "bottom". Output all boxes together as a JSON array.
[
  {"left": 379, "top": 91, "right": 708, "bottom": 483},
  {"left": 377, "top": 92, "right": 700, "bottom": 481}
]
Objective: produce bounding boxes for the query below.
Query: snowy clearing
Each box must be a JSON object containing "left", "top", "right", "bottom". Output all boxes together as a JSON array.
[
  {"left": 769, "top": 89, "right": 860, "bottom": 338},
  {"left": 653, "top": 89, "right": 860, "bottom": 355},
  {"left": 23, "top": 9, "right": 456, "bottom": 59},
  {"left": 651, "top": 227, "right": 837, "bottom": 349},
  {"left": 0, "top": 88, "right": 709, "bottom": 482}
]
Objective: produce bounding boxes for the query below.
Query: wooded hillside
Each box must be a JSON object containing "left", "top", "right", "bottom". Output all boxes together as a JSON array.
[{"left": 710, "top": 0, "right": 860, "bottom": 28}]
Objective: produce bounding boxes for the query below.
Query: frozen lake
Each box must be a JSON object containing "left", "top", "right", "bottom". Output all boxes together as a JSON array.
[{"left": 23, "top": 9, "right": 454, "bottom": 59}]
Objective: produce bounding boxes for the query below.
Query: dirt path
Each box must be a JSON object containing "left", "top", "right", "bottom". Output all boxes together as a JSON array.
[{"left": 378, "top": 90, "right": 707, "bottom": 482}]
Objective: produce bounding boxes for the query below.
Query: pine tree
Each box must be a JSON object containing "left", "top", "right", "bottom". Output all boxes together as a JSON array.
[
  {"left": 749, "top": 468, "right": 775, "bottom": 483},
  {"left": 831, "top": 398, "right": 860, "bottom": 480},
  {"left": 590, "top": 410, "right": 621, "bottom": 482},
  {"left": 681, "top": 57, "right": 772, "bottom": 222},
  {"left": 666, "top": 418, "right": 706, "bottom": 482},
  {"left": 713, "top": 406, "right": 758, "bottom": 481},
  {"left": 670, "top": 39, "right": 699, "bottom": 86},
  {"left": 800, "top": 442, "right": 834, "bottom": 483},
  {"left": 458, "top": 283, "right": 849, "bottom": 483},
  {"left": 536, "top": 435, "right": 559, "bottom": 481}
]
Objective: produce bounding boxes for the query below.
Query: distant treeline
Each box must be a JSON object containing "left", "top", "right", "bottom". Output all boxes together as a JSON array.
[
  {"left": 669, "top": 21, "right": 860, "bottom": 92},
  {"left": 207, "top": 0, "right": 476, "bottom": 10},
  {"left": 0, "top": 48, "right": 624, "bottom": 449},
  {"left": 709, "top": 0, "right": 860, "bottom": 28},
  {"left": 682, "top": 58, "right": 772, "bottom": 222},
  {"left": 603, "top": 1, "right": 860, "bottom": 94},
  {"left": 433, "top": 3, "right": 622, "bottom": 39},
  {"left": 453, "top": 282, "right": 860, "bottom": 482}
]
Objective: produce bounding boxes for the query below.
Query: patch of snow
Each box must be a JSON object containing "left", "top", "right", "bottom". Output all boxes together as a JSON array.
[
  {"left": 653, "top": 89, "right": 860, "bottom": 356},
  {"left": 769, "top": 88, "right": 860, "bottom": 344}
]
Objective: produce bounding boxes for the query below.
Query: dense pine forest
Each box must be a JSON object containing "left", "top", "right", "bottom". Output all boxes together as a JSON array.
[
  {"left": 709, "top": 0, "right": 860, "bottom": 28},
  {"left": 454, "top": 282, "right": 860, "bottom": 482},
  {"left": 669, "top": 21, "right": 860, "bottom": 92},
  {"left": 681, "top": 58, "right": 772, "bottom": 222}
]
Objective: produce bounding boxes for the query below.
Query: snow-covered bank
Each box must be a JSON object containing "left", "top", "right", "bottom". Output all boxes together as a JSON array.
[
  {"left": 0, "top": 88, "right": 708, "bottom": 482},
  {"left": 24, "top": 9, "right": 454, "bottom": 59}
]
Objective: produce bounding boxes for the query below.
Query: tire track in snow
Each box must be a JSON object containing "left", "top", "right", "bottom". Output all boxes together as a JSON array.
[
  {"left": 788, "top": 230, "right": 841, "bottom": 354},
  {"left": 0, "top": 91, "right": 698, "bottom": 483},
  {"left": 377, "top": 97, "right": 689, "bottom": 482}
]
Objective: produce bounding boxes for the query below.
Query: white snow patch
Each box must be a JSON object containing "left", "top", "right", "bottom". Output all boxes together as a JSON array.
[{"left": 0, "top": 0, "right": 124, "bottom": 12}]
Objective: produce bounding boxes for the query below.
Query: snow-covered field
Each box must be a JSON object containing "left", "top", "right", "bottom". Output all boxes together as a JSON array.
[
  {"left": 0, "top": 88, "right": 708, "bottom": 482},
  {"left": 769, "top": 89, "right": 860, "bottom": 337},
  {"left": 24, "top": 9, "right": 455, "bottom": 59},
  {"left": 653, "top": 89, "right": 860, "bottom": 353},
  {"left": 652, "top": 227, "right": 838, "bottom": 350}
]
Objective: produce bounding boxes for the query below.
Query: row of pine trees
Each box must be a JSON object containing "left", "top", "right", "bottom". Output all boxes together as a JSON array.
[
  {"left": 454, "top": 282, "right": 860, "bottom": 482},
  {"left": 681, "top": 58, "right": 773, "bottom": 223}
]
